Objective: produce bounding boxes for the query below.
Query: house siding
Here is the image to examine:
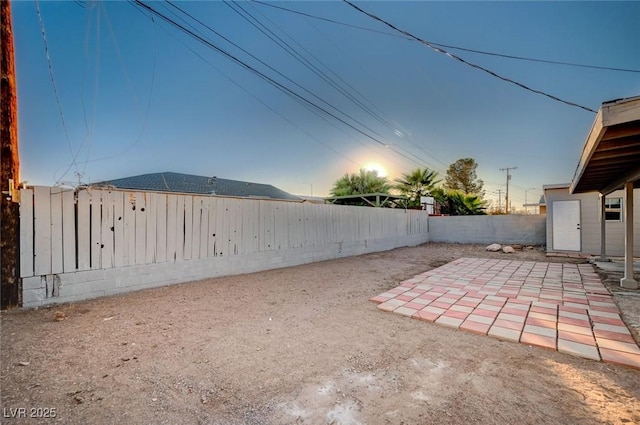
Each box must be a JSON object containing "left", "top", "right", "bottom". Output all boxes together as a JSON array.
[{"left": 545, "top": 186, "right": 640, "bottom": 256}]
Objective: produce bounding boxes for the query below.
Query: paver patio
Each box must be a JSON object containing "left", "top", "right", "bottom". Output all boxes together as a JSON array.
[{"left": 371, "top": 257, "right": 640, "bottom": 369}]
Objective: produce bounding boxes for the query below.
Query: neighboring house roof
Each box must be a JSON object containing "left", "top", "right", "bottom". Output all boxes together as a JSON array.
[{"left": 95, "top": 172, "right": 302, "bottom": 201}]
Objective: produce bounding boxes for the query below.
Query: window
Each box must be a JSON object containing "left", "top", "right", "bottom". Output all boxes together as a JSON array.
[{"left": 605, "top": 197, "right": 622, "bottom": 221}]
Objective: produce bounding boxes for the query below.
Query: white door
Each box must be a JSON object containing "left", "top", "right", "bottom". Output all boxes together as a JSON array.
[{"left": 552, "top": 200, "right": 581, "bottom": 251}]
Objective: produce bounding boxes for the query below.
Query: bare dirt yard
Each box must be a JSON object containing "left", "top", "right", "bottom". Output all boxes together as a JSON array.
[{"left": 1, "top": 243, "right": 639, "bottom": 425}]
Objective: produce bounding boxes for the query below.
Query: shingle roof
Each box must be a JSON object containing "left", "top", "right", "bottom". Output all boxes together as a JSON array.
[{"left": 96, "top": 172, "right": 301, "bottom": 201}]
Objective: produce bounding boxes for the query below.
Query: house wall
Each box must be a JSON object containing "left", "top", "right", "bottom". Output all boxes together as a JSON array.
[
  {"left": 545, "top": 186, "right": 640, "bottom": 256},
  {"left": 428, "top": 215, "right": 546, "bottom": 245},
  {"left": 20, "top": 187, "right": 429, "bottom": 307}
]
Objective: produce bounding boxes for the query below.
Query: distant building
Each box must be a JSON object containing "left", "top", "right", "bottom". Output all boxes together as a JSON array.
[
  {"left": 95, "top": 172, "right": 301, "bottom": 201},
  {"left": 523, "top": 195, "right": 546, "bottom": 215}
]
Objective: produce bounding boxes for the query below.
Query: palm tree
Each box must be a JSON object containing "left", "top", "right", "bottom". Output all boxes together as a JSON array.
[
  {"left": 330, "top": 169, "right": 391, "bottom": 197},
  {"left": 432, "top": 188, "right": 487, "bottom": 215},
  {"left": 394, "top": 168, "right": 440, "bottom": 207}
]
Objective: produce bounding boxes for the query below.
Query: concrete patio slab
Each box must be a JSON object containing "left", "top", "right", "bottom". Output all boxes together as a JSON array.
[{"left": 371, "top": 257, "right": 640, "bottom": 370}]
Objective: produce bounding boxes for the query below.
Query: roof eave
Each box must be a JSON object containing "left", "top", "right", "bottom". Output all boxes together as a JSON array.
[
  {"left": 570, "top": 96, "right": 640, "bottom": 195},
  {"left": 569, "top": 109, "right": 605, "bottom": 194}
]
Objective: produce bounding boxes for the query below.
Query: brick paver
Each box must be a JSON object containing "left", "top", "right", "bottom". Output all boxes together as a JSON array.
[{"left": 370, "top": 257, "right": 640, "bottom": 370}]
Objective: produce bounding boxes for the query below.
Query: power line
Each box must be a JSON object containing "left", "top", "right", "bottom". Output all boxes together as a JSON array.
[
  {"left": 157, "top": 17, "right": 365, "bottom": 169},
  {"left": 232, "top": 0, "right": 397, "bottom": 133},
  {"left": 433, "top": 44, "right": 640, "bottom": 74},
  {"left": 62, "top": 4, "right": 158, "bottom": 173},
  {"left": 286, "top": 9, "right": 450, "bottom": 174},
  {"left": 35, "top": 0, "right": 80, "bottom": 183},
  {"left": 131, "top": 0, "right": 430, "bottom": 170},
  {"left": 80, "top": 3, "right": 100, "bottom": 179},
  {"left": 252, "top": 0, "right": 640, "bottom": 74},
  {"left": 166, "top": 0, "right": 390, "bottom": 146},
  {"left": 243, "top": 0, "right": 449, "bottom": 175},
  {"left": 252, "top": 0, "right": 406, "bottom": 39},
  {"left": 343, "top": 1, "right": 597, "bottom": 113}
]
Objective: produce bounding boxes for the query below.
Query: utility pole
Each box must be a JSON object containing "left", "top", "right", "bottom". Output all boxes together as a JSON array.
[
  {"left": 500, "top": 166, "right": 517, "bottom": 214},
  {"left": 494, "top": 189, "right": 503, "bottom": 214},
  {"left": 1, "top": 0, "right": 21, "bottom": 308}
]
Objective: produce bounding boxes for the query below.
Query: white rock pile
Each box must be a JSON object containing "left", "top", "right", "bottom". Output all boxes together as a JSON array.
[{"left": 485, "top": 243, "right": 516, "bottom": 253}]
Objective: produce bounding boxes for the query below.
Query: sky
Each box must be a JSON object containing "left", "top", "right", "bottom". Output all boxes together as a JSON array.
[{"left": 11, "top": 1, "right": 640, "bottom": 210}]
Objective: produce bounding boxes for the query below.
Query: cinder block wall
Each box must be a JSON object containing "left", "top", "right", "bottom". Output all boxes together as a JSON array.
[
  {"left": 428, "top": 215, "right": 546, "bottom": 245},
  {"left": 22, "top": 233, "right": 429, "bottom": 308}
]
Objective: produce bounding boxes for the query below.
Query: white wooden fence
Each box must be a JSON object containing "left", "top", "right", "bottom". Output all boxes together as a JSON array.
[{"left": 20, "top": 186, "right": 430, "bottom": 307}]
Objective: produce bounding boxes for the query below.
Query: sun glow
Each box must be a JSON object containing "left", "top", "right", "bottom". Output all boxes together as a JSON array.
[{"left": 365, "top": 163, "right": 388, "bottom": 178}]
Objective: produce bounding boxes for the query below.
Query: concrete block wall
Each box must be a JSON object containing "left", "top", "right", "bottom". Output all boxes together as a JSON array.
[
  {"left": 428, "top": 215, "right": 546, "bottom": 245},
  {"left": 22, "top": 232, "right": 429, "bottom": 308}
]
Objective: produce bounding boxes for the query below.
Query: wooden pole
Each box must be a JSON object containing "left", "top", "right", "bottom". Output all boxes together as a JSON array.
[{"left": 1, "top": 0, "right": 21, "bottom": 309}]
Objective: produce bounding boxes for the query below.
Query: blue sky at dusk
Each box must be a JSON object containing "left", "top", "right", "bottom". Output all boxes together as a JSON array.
[{"left": 12, "top": 1, "right": 640, "bottom": 209}]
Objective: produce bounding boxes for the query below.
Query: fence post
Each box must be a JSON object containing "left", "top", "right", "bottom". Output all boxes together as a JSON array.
[{"left": 1, "top": 0, "right": 21, "bottom": 309}]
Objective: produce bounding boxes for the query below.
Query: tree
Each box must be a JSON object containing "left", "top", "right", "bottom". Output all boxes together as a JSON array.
[
  {"left": 444, "top": 158, "right": 484, "bottom": 195},
  {"left": 394, "top": 167, "right": 440, "bottom": 207},
  {"left": 432, "top": 188, "right": 487, "bottom": 216},
  {"left": 330, "top": 168, "right": 392, "bottom": 197}
]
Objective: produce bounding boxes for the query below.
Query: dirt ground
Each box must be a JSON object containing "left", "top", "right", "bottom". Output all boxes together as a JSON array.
[{"left": 1, "top": 243, "right": 639, "bottom": 425}]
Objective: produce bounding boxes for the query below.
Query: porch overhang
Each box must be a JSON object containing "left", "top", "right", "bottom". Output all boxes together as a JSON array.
[
  {"left": 569, "top": 95, "right": 640, "bottom": 289},
  {"left": 570, "top": 96, "right": 640, "bottom": 195}
]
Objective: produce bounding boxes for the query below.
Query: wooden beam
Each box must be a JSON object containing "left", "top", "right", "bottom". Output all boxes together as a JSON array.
[
  {"left": 601, "top": 166, "right": 640, "bottom": 195},
  {"left": 1, "top": 0, "right": 21, "bottom": 308},
  {"left": 600, "top": 121, "right": 640, "bottom": 142},
  {"left": 590, "top": 145, "right": 640, "bottom": 161}
]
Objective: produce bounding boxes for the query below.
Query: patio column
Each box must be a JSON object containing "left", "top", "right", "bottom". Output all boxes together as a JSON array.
[
  {"left": 598, "top": 193, "right": 608, "bottom": 262},
  {"left": 621, "top": 181, "right": 638, "bottom": 289}
]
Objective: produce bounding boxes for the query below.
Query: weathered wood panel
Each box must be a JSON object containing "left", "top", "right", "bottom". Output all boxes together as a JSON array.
[
  {"left": 206, "top": 197, "right": 217, "bottom": 258},
  {"left": 50, "top": 187, "right": 64, "bottom": 274},
  {"left": 198, "top": 197, "right": 209, "bottom": 258},
  {"left": 145, "top": 192, "right": 157, "bottom": 264},
  {"left": 134, "top": 191, "right": 147, "bottom": 265},
  {"left": 191, "top": 197, "right": 201, "bottom": 260},
  {"left": 227, "top": 198, "right": 241, "bottom": 255},
  {"left": 175, "top": 195, "right": 185, "bottom": 261},
  {"left": 260, "top": 200, "right": 273, "bottom": 251},
  {"left": 33, "top": 186, "right": 52, "bottom": 275},
  {"left": 218, "top": 198, "right": 229, "bottom": 256},
  {"left": 241, "top": 199, "right": 254, "bottom": 254},
  {"left": 166, "top": 194, "right": 177, "bottom": 262},
  {"left": 19, "top": 188, "right": 34, "bottom": 277},
  {"left": 113, "top": 191, "right": 125, "bottom": 267},
  {"left": 62, "top": 189, "right": 76, "bottom": 273},
  {"left": 123, "top": 192, "right": 136, "bottom": 266},
  {"left": 156, "top": 193, "right": 167, "bottom": 263},
  {"left": 100, "top": 190, "right": 114, "bottom": 269},
  {"left": 77, "top": 189, "right": 91, "bottom": 270},
  {"left": 90, "top": 189, "right": 103, "bottom": 269},
  {"left": 183, "top": 196, "right": 193, "bottom": 260}
]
